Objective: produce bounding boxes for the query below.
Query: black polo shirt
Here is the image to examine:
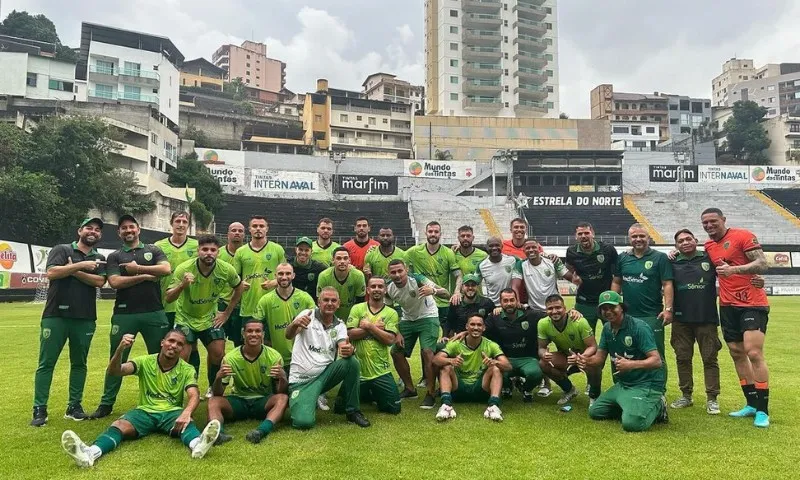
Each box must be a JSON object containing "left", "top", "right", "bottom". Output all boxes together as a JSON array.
[
  {"left": 107, "top": 242, "right": 169, "bottom": 314},
  {"left": 484, "top": 308, "right": 541, "bottom": 358},
  {"left": 565, "top": 241, "right": 618, "bottom": 305},
  {"left": 672, "top": 251, "right": 719, "bottom": 325},
  {"left": 43, "top": 242, "right": 106, "bottom": 320},
  {"left": 445, "top": 295, "right": 496, "bottom": 335},
  {"left": 290, "top": 257, "right": 327, "bottom": 302}
]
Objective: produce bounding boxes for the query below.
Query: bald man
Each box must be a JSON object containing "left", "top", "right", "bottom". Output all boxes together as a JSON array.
[{"left": 219, "top": 222, "right": 246, "bottom": 347}]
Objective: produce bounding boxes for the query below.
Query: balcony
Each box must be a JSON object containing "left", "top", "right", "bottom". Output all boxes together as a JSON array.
[
  {"left": 462, "top": 29, "right": 502, "bottom": 45},
  {"left": 464, "top": 78, "right": 503, "bottom": 95},
  {"left": 515, "top": 84, "right": 549, "bottom": 100},
  {"left": 786, "top": 148, "right": 800, "bottom": 162},
  {"left": 462, "top": 62, "right": 503, "bottom": 78},
  {"left": 513, "top": 18, "right": 547, "bottom": 36},
  {"left": 89, "top": 64, "right": 159, "bottom": 87},
  {"left": 463, "top": 46, "right": 503, "bottom": 62},
  {"left": 462, "top": 0, "right": 502, "bottom": 14},
  {"left": 88, "top": 89, "right": 159, "bottom": 106},
  {"left": 115, "top": 143, "right": 149, "bottom": 163},
  {"left": 464, "top": 13, "right": 502, "bottom": 28},
  {"left": 513, "top": 34, "right": 548, "bottom": 52},
  {"left": 514, "top": 51, "right": 548, "bottom": 68},
  {"left": 514, "top": 2, "right": 548, "bottom": 21},
  {"left": 515, "top": 100, "right": 548, "bottom": 114},
  {"left": 786, "top": 124, "right": 800, "bottom": 137},
  {"left": 514, "top": 67, "right": 548, "bottom": 84},
  {"left": 463, "top": 96, "right": 503, "bottom": 110},
  {"left": 519, "top": 0, "right": 547, "bottom": 5}
]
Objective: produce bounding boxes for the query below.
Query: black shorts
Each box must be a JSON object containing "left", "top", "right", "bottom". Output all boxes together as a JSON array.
[{"left": 719, "top": 306, "right": 769, "bottom": 343}]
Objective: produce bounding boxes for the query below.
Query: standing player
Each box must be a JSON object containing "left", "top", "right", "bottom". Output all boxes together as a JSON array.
[
  {"left": 234, "top": 215, "right": 286, "bottom": 324},
  {"left": 444, "top": 274, "right": 495, "bottom": 339},
  {"left": 290, "top": 237, "right": 326, "bottom": 303},
  {"left": 477, "top": 236, "right": 523, "bottom": 306},
  {"left": 701, "top": 208, "right": 771, "bottom": 427},
  {"left": 580, "top": 291, "right": 667, "bottom": 432},
  {"left": 345, "top": 277, "right": 401, "bottom": 415},
  {"left": 343, "top": 217, "right": 380, "bottom": 271},
  {"left": 218, "top": 222, "right": 246, "bottom": 347},
  {"left": 32, "top": 218, "right": 106, "bottom": 426},
  {"left": 60, "top": 331, "right": 220, "bottom": 467},
  {"left": 387, "top": 259, "right": 451, "bottom": 408},
  {"left": 312, "top": 218, "right": 339, "bottom": 266},
  {"left": 565, "top": 222, "right": 619, "bottom": 331},
  {"left": 501, "top": 218, "right": 529, "bottom": 260},
  {"left": 363, "top": 227, "right": 406, "bottom": 280},
  {"left": 434, "top": 315, "right": 511, "bottom": 422},
  {"left": 454, "top": 225, "right": 488, "bottom": 277},
  {"left": 154, "top": 212, "right": 198, "bottom": 324},
  {"left": 207, "top": 319, "right": 288, "bottom": 444},
  {"left": 91, "top": 215, "right": 172, "bottom": 420},
  {"left": 516, "top": 239, "right": 574, "bottom": 313},
  {"left": 316, "top": 247, "right": 366, "bottom": 321},
  {"left": 166, "top": 235, "right": 244, "bottom": 391}
]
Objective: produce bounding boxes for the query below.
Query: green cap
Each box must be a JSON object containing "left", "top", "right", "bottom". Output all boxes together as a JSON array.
[
  {"left": 463, "top": 273, "right": 481, "bottom": 285},
  {"left": 296, "top": 236, "right": 313, "bottom": 247},
  {"left": 597, "top": 290, "right": 622, "bottom": 307},
  {"left": 80, "top": 217, "right": 103, "bottom": 228}
]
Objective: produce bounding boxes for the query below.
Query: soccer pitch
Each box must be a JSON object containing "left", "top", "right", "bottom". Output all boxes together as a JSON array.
[{"left": 3, "top": 299, "right": 798, "bottom": 480}]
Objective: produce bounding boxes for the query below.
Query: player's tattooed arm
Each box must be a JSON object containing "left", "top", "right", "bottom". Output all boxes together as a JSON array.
[{"left": 738, "top": 249, "right": 769, "bottom": 275}]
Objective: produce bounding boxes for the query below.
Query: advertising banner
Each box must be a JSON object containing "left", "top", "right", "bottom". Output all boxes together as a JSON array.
[
  {"left": 764, "top": 252, "right": 792, "bottom": 268},
  {"left": 205, "top": 164, "right": 245, "bottom": 186},
  {"left": 792, "top": 252, "right": 800, "bottom": 268},
  {"left": 649, "top": 165, "right": 699, "bottom": 182},
  {"left": 771, "top": 286, "right": 800, "bottom": 295},
  {"left": 250, "top": 170, "right": 319, "bottom": 193},
  {"left": 195, "top": 148, "right": 245, "bottom": 167},
  {"left": 0, "top": 240, "right": 32, "bottom": 273},
  {"left": 528, "top": 192, "right": 623, "bottom": 208},
  {"left": 698, "top": 165, "right": 749, "bottom": 183},
  {"left": 10, "top": 272, "right": 48, "bottom": 289},
  {"left": 404, "top": 160, "right": 476, "bottom": 180},
  {"left": 748, "top": 165, "right": 800, "bottom": 184},
  {"left": 29, "top": 245, "right": 52, "bottom": 274},
  {"left": 335, "top": 175, "right": 398, "bottom": 195}
]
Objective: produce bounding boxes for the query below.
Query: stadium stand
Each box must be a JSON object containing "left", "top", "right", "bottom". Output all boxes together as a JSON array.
[
  {"left": 761, "top": 188, "right": 800, "bottom": 219},
  {"left": 410, "top": 193, "right": 512, "bottom": 244},
  {"left": 215, "top": 195, "right": 414, "bottom": 246},
  {"left": 521, "top": 205, "right": 639, "bottom": 245}
]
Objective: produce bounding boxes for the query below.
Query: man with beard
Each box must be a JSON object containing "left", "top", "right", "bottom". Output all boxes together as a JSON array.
[
  {"left": 454, "top": 225, "right": 488, "bottom": 277},
  {"left": 312, "top": 218, "right": 339, "bottom": 266},
  {"left": 155, "top": 212, "right": 198, "bottom": 324},
  {"left": 234, "top": 216, "right": 286, "bottom": 324},
  {"left": 444, "top": 274, "right": 495, "bottom": 339},
  {"left": 343, "top": 217, "right": 380, "bottom": 271},
  {"left": 218, "top": 222, "right": 246, "bottom": 347},
  {"left": 363, "top": 227, "right": 406, "bottom": 280},
  {"left": 477, "top": 236, "right": 524, "bottom": 306},
  {"left": 290, "top": 237, "right": 327, "bottom": 303},
  {"left": 32, "top": 218, "right": 107, "bottom": 427},
  {"left": 316, "top": 247, "right": 366, "bottom": 322},
  {"left": 501, "top": 218, "right": 530, "bottom": 260},
  {"left": 565, "top": 222, "right": 619, "bottom": 332},
  {"left": 90, "top": 215, "right": 172, "bottom": 420},
  {"left": 167, "top": 235, "right": 244, "bottom": 392},
  {"left": 60, "top": 330, "right": 221, "bottom": 467}
]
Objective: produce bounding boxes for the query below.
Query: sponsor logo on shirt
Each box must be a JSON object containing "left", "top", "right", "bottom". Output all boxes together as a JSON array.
[
  {"left": 190, "top": 296, "right": 218, "bottom": 305},
  {"left": 622, "top": 273, "right": 649, "bottom": 284}
]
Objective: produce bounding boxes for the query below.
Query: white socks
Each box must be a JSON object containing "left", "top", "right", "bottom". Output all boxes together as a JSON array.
[
  {"left": 88, "top": 445, "right": 102, "bottom": 460},
  {"left": 189, "top": 438, "right": 200, "bottom": 450}
]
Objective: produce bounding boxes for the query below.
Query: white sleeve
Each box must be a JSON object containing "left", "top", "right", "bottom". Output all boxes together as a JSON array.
[{"left": 335, "top": 323, "right": 348, "bottom": 343}]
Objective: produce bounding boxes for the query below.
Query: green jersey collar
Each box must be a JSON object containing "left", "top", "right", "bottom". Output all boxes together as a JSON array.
[
  {"left": 122, "top": 241, "right": 145, "bottom": 252},
  {"left": 676, "top": 250, "right": 705, "bottom": 262},
  {"left": 500, "top": 309, "right": 526, "bottom": 321},
  {"left": 577, "top": 240, "right": 600, "bottom": 254},
  {"left": 71, "top": 241, "right": 99, "bottom": 255}
]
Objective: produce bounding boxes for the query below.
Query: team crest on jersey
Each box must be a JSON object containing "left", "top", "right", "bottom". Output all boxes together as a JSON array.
[
  {"left": 308, "top": 273, "right": 316, "bottom": 281},
  {"left": 266, "top": 253, "right": 272, "bottom": 260},
  {"left": 291, "top": 390, "right": 300, "bottom": 399},
  {"left": 410, "top": 290, "right": 417, "bottom": 298},
  {"left": 329, "top": 330, "right": 337, "bottom": 339},
  {"left": 520, "top": 321, "right": 529, "bottom": 330},
  {"left": 214, "top": 278, "right": 222, "bottom": 285},
  {"left": 569, "top": 334, "right": 576, "bottom": 341},
  {"left": 478, "top": 309, "right": 486, "bottom": 316},
  {"left": 293, "top": 301, "right": 300, "bottom": 309},
  {"left": 723, "top": 241, "right": 730, "bottom": 250},
  {"left": 644, "top": 261, "right": 653, "bottom": 270},
  {"left": 187, "top": 250, "right": 195, "bottom": 256},
  {"left": 624, "top": 336, "right": 633, "bottom": 347},
  {"left": 144, "top": 252, "right": 153, "bottom": 262},
  {"left": 701, "top": 262, "right": 710, "bottom": 271},
  {"left": 260, "top": 366, "right": 268, "bottom": 374},
  {"left": 111, "top": 325, "right": 119, "bottom": 335},
  {"left": 544, "top": 269, "right": 552, "bottom": 277},
  {"left": 596, "top": 254, "right": 605, "bottom": 263},
  {"left": 42, "top": 328, "right": 51, "bottom": 339},
  {"left": 505, "top": 265, "right": 513, "bottom": 273}
]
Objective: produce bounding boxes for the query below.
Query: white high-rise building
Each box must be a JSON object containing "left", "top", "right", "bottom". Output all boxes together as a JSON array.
[{"left": 425, "top": 0, "right": 559, "bottom": 118}]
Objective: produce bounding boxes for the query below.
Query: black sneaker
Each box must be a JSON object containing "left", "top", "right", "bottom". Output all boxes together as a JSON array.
[
  {"left": 245, "top": 430, "right": 265, "bottom": 444},
  {"left": 399, "top": 389, "right": 418, "bottom": 400},
  {"left": 522, "top": 391, "right": 534, "bottom": 403},
  {"left": 420, "top": 394, "right": 436, "bottom": 409},
  {"left": 30, "top": 406, "right": 48, "bottom": 427},
  {"left": 215, "top": 432, "right": 233, "bottom": 445},
  {"left": 656, "top": 395, "right": 669, "bottom": 424},
  {"left": 501, "top": 387, "right": 513, "bottom": 399},
  {"left": 346, "top": 411, "right": 371, "bottom": 428},
  {"left": 89, "top": 404, "right": 113, "bottom": 420},
  {"left": 65, "top": 403, "right": 87, "bottom": 421}
]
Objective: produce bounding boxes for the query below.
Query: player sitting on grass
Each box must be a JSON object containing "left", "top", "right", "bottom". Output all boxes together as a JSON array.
[
  {"left": 61, "top": 330, "right": 220, "bottom": 467},
  {"left": 434, "top": 315, "right": 511, "bottom": 422},
  {"left": 208, "top": 319, "right": 289, "bottom": 444}
]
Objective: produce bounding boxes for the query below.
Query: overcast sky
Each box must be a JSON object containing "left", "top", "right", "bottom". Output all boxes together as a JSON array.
[{"left": 6, "top": 0, "right": 800, "bottom": 117}]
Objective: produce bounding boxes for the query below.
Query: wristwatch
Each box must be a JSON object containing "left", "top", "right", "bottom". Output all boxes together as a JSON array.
[{"left": 665, "top": 307, "right": 673, "bottom": 312}]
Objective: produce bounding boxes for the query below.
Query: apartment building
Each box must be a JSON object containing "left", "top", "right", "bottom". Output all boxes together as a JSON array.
[
  {"left": 362, "top": 73, "right": 425, "bottom": 113},
  {"left": 180, "top": 57, "right": 224, "bottom": 91},
  {"left": 211, "top": 41, "right": 285, "bottom": 93},
  {"left": 713, "top": 58, "right": 800, "bottom": 117}
]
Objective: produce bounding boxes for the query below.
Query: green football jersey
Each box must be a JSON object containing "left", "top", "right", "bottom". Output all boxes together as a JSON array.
[
  {"left": 233, "top": 241, "right": 287, "bottom": 317},
  {"left": 405, "top": 244, "right": 459, "bottom": 307},
  {"left": 347, "top": 303, "right": 399, "bottom": 380},
  {"left": 364, "top": 245, "right": 406, "bottom": 279},
  {"left": 222, "top": 345, "right": 283, "bottom": 399},
  {"left": 455, "top": 247, "right": 489, "bottom": 276},
  {"left": 442, "top": 337, "right": 504, "bottom": 385},
  {"left": 217, "top": 245, "right": 239, "bottom": 303},
  {"left": 616, "top": 248, "right": 674, "bottom": 318},
  {"left": 311, "top": 240, "right": 340, "bottom": 266},
  {"left": 254, "top": 288, "right": 316, "bottom": 363},
  {"left": 537, "top": 316, "right": 594, "bottom": 353},
  {"left": 169, "top": 259, "right": 241, "bottom": 331},
  {"left": 130, "top": 354, "right": 197, "bottom": 413},
  {"left": 154, "top": 237, "right": 198, "bottom": 313},
  {"left": 316, "top": 267, "right": 366, "bottom": 320}
]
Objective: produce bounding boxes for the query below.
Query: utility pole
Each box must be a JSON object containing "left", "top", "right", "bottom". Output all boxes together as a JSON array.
[{"left": 329, "top": 150, "right": 346, "bottom": 197}]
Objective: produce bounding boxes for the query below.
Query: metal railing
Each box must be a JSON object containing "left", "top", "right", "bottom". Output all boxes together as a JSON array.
[
  {"left": 88, "top": 89, "right": 160, "bottom": 104},
  {"left": 89, "top": 65, "right": 160, "bottom": 80}
]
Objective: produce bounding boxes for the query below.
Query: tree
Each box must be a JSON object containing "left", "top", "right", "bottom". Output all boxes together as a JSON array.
[
  {"left": 434, "top": 149, "right": 453, "bottom": 160},
  {"left": 168, "top": 154, "right": 224, "bottom": 229},
  {"left": 0, "top": 167, "right": 66, "bottom": 244},
  {"left": 722, "top": 100, "right": 771, "bottom": 164},
  {"left": 0, "top": 10, "right": 76, "bottom": 63},
  {"left": 224, "top": 77, "right": 246, "bottom": 101},
  {"left": 182, "top": 125, "right": 210, "bottom": 148},
  {"left": 559, "top": 112, "right": 570, "bottom": 119},
  {"left": 234, "top": 101, "right": 255, "bottom": 116}
]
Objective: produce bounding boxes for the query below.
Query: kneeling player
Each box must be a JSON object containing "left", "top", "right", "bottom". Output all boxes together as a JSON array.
[
  {"left": 61, "top": 331, "right": 220, "bottom": 467},
  {"left": 434, "top": 315, "right": 511, "bottom": 422},
  {"left": 537, "top": 294, "right": 601, "bottom": 406},
  {"left": 208, "top": 319, "right": 289, "bottom": 444}
]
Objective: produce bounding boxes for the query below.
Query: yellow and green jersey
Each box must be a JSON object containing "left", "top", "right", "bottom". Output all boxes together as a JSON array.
[
  {"left": 233, "top": 241, "right": 286, "bottom": 317},
  {"left": 222, "top": 345, "right": 283, "bottom": 399},
  {"left": 442, "top": 337, "right": 504, "bottom": 385},
  {"left": 316, "top": 267, "right": 366, "bottom": 320},
  {"left": 405, "top": 244, "right": 458, "bottom": 307},
  {"left": 254, "top": 288, "right": 316, "bottom": 363},
  {"left": 311, "top": 240, "right": 340, "bottom": 266},
  {"left": 130, "top": 354, "right": 197, "bottom": 413},
  {"left": 537, "top": 316, "right": 594, "bottom": 353},
  {"left": 154, "top": 237, "right": 198, "bottom": 313},
  {"left": 455, "top": 247, "right": 488, "bottom": 276},
  {"left": 364, "top": 245, "right": 406, "bottom": 279},
  {"left": 217, "top": 245, "right": 238, "bottom": 303},
  {"left": 346, "top": 303, "right": 399, "bottom": 380},
  {"left": 170, "top": 258, "right": 241, "bottom": 331}
]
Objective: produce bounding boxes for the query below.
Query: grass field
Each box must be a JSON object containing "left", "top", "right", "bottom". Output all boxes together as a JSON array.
[{"left": 3, "top": 298, "right": 798, "bottom": 479}]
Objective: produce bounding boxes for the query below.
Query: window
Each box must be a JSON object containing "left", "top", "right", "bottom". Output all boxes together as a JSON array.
[
  {"left": 504, "top": 20, "right": 508, "bottom": 27},
  {"left": 246, "top": 54, "right": 250, "bottom": 59},
  {"left": 315, "top": 115, "right": 322, "bottom": 122},
  {"left": 612, "top": 126, "right": 629, "bottom": 134},
  {"left": 743, "top": 76, "right": 748, "bottom": 80},
  {"left": 121, "top": 84, "right": 140, "bottom": 100},
  {"left": 646, "top": 126, "right": 656, "bottom": 134},
  {"left": 615, "top": 102, "right": 620, "bottom": 109},
  {"left": 769, "top": 97, "right": 775, "bottom": 103},
  {"left": 504, "top": 85, "right": 509, "bottom": 92},
  {"left": 504, "top": 3, "right": 508, "bottom": 9},
  {"left": 123, "top": 61, "right": 140, "bottom": 76},
  {"left": 547, "top": 86, "right": 553, "bottom": 93},
  {"left": 450, "top": 26, "right": 458, "bottom": 34},
  {"left": 26, "top": 72, "right": 37, "bottom": 87},
  {"left": 450, "top": 59, "right": 458, "bottom": 67},
  {"left": 691, "top": 102, "right": 703, "bottom": 113},
  {"left": 631, "top": 141, "right": 647, "bottom": 148},
  {"left": 151, "top": 133, "right": 158, "bottom": 144},
  {"left": 96, "top": 60, "right": 114, "bottom": 75},
  {"left": 356, "top": 132, "right": 362, "bottom": 138},
  {"left": 546, "top": 101, "right": 553, "bottom": 108},
  {"left": 450, "top": 9, "right": 457, "bottom": 16},
  {"left": 631, "top": 126, "right": 641, "bottom": 136},
  {"left": 357, "top": 115, "right": 363, "bottom": 121},
  {"left": 450, "top": 93, "right": 458, "bottom": 101},
  {"left": 245, "top": 79, "right": 250, "bottom": 84},
  {"left": 767, "top": 85, "right": 776, "bottom": 91},
  {"left": 246, "top": 63, "right": 251, "bottom": 67},
  {"left": 340, "top": 114, "right": 348, "bottom": 122},
  {"left": 450, "top": 76, "right": 458, "bottom": 84},
  {"left": 546, "top": 70, "right": 553, "bottom": 77},
  {"left": 504, "top": 69, "right": 508, "bottom": 76},
  {"left": 383, "top": 118, "right": 388, "bottom": 124},
  {"left": 95, "top": 84, "right": 114, "bottom": 99},
  {"left": 545, "top": 22, "right": 552, "bottom": 30},
  {"left": 503, "top": 36, "right": 508, "bottom": 43},
  {"left": 680, "top": 113, "right": 690, "bottom": 125},
  {"left": 546, "top": 7, "right": 552, "bottom": 13},
  {"left": 49, "top": 79, "right": 74, "bottom": 92},
  {"left": 504, "top": 102, "right": 509, "bottom": 107},
  {"left": 704, "top": 101, "right": 711, "bottom": 108},
  {"left": 246, "top": 71, "right": 250, "bottom": 76},
  {"left": 369, "top": 117, "right": 376, "bottom": 125},
  {"left": 679, "top": 100, "right": 690, "bottom": 110},
  {"left": 504, "top": 53, "right": 508, "bottom": 59},
  {"left": 669, "top": 103, "right": 678, "bottom": 110},
  {"left": 450, "top": 43, "right": 458, "bottom": 51}
]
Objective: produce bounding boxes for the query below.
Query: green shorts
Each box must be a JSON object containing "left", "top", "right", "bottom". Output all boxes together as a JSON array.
[
  {"left": 226, "top": 395, "right": 270, "bottom": 421},
  {"left": 575, "top": 302, "right": 600, "bottom": 331},
  {"left": 360, "top": 373, "right": 401, "bottom": 414},
  {"left": 219, "top": 301, "right": 243, "bottom": 346},
  {"left": 175, "top": 324, "right": 226, "bottom": 346},
  {"left": 393, "top": 317, "right": 440, "bottom": 357},
  {"left": 165, "top": 312, "right": 176, "bottom": 324},
  {"left": 121, "top": 408, "right": 187, "bottom": 438},
  {"left": 452, "top": 375, "right": 489, "bottom": 403},
  {"left": 437, "top": 306, "right": 450, "bottom": 325}
]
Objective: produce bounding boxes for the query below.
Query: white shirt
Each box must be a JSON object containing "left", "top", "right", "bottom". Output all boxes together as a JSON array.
[
  {"left": 289, "top": 308, "right": 348, "bottom": 384},
  {"left": 517, "top": 258, "right": 567, "bottom": 311},
  {"left": 478, "top": 254, "right": 521, "bottom": 305},
  {"left": 386, "top": 273, "right": 439, "bottom": 322}
]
